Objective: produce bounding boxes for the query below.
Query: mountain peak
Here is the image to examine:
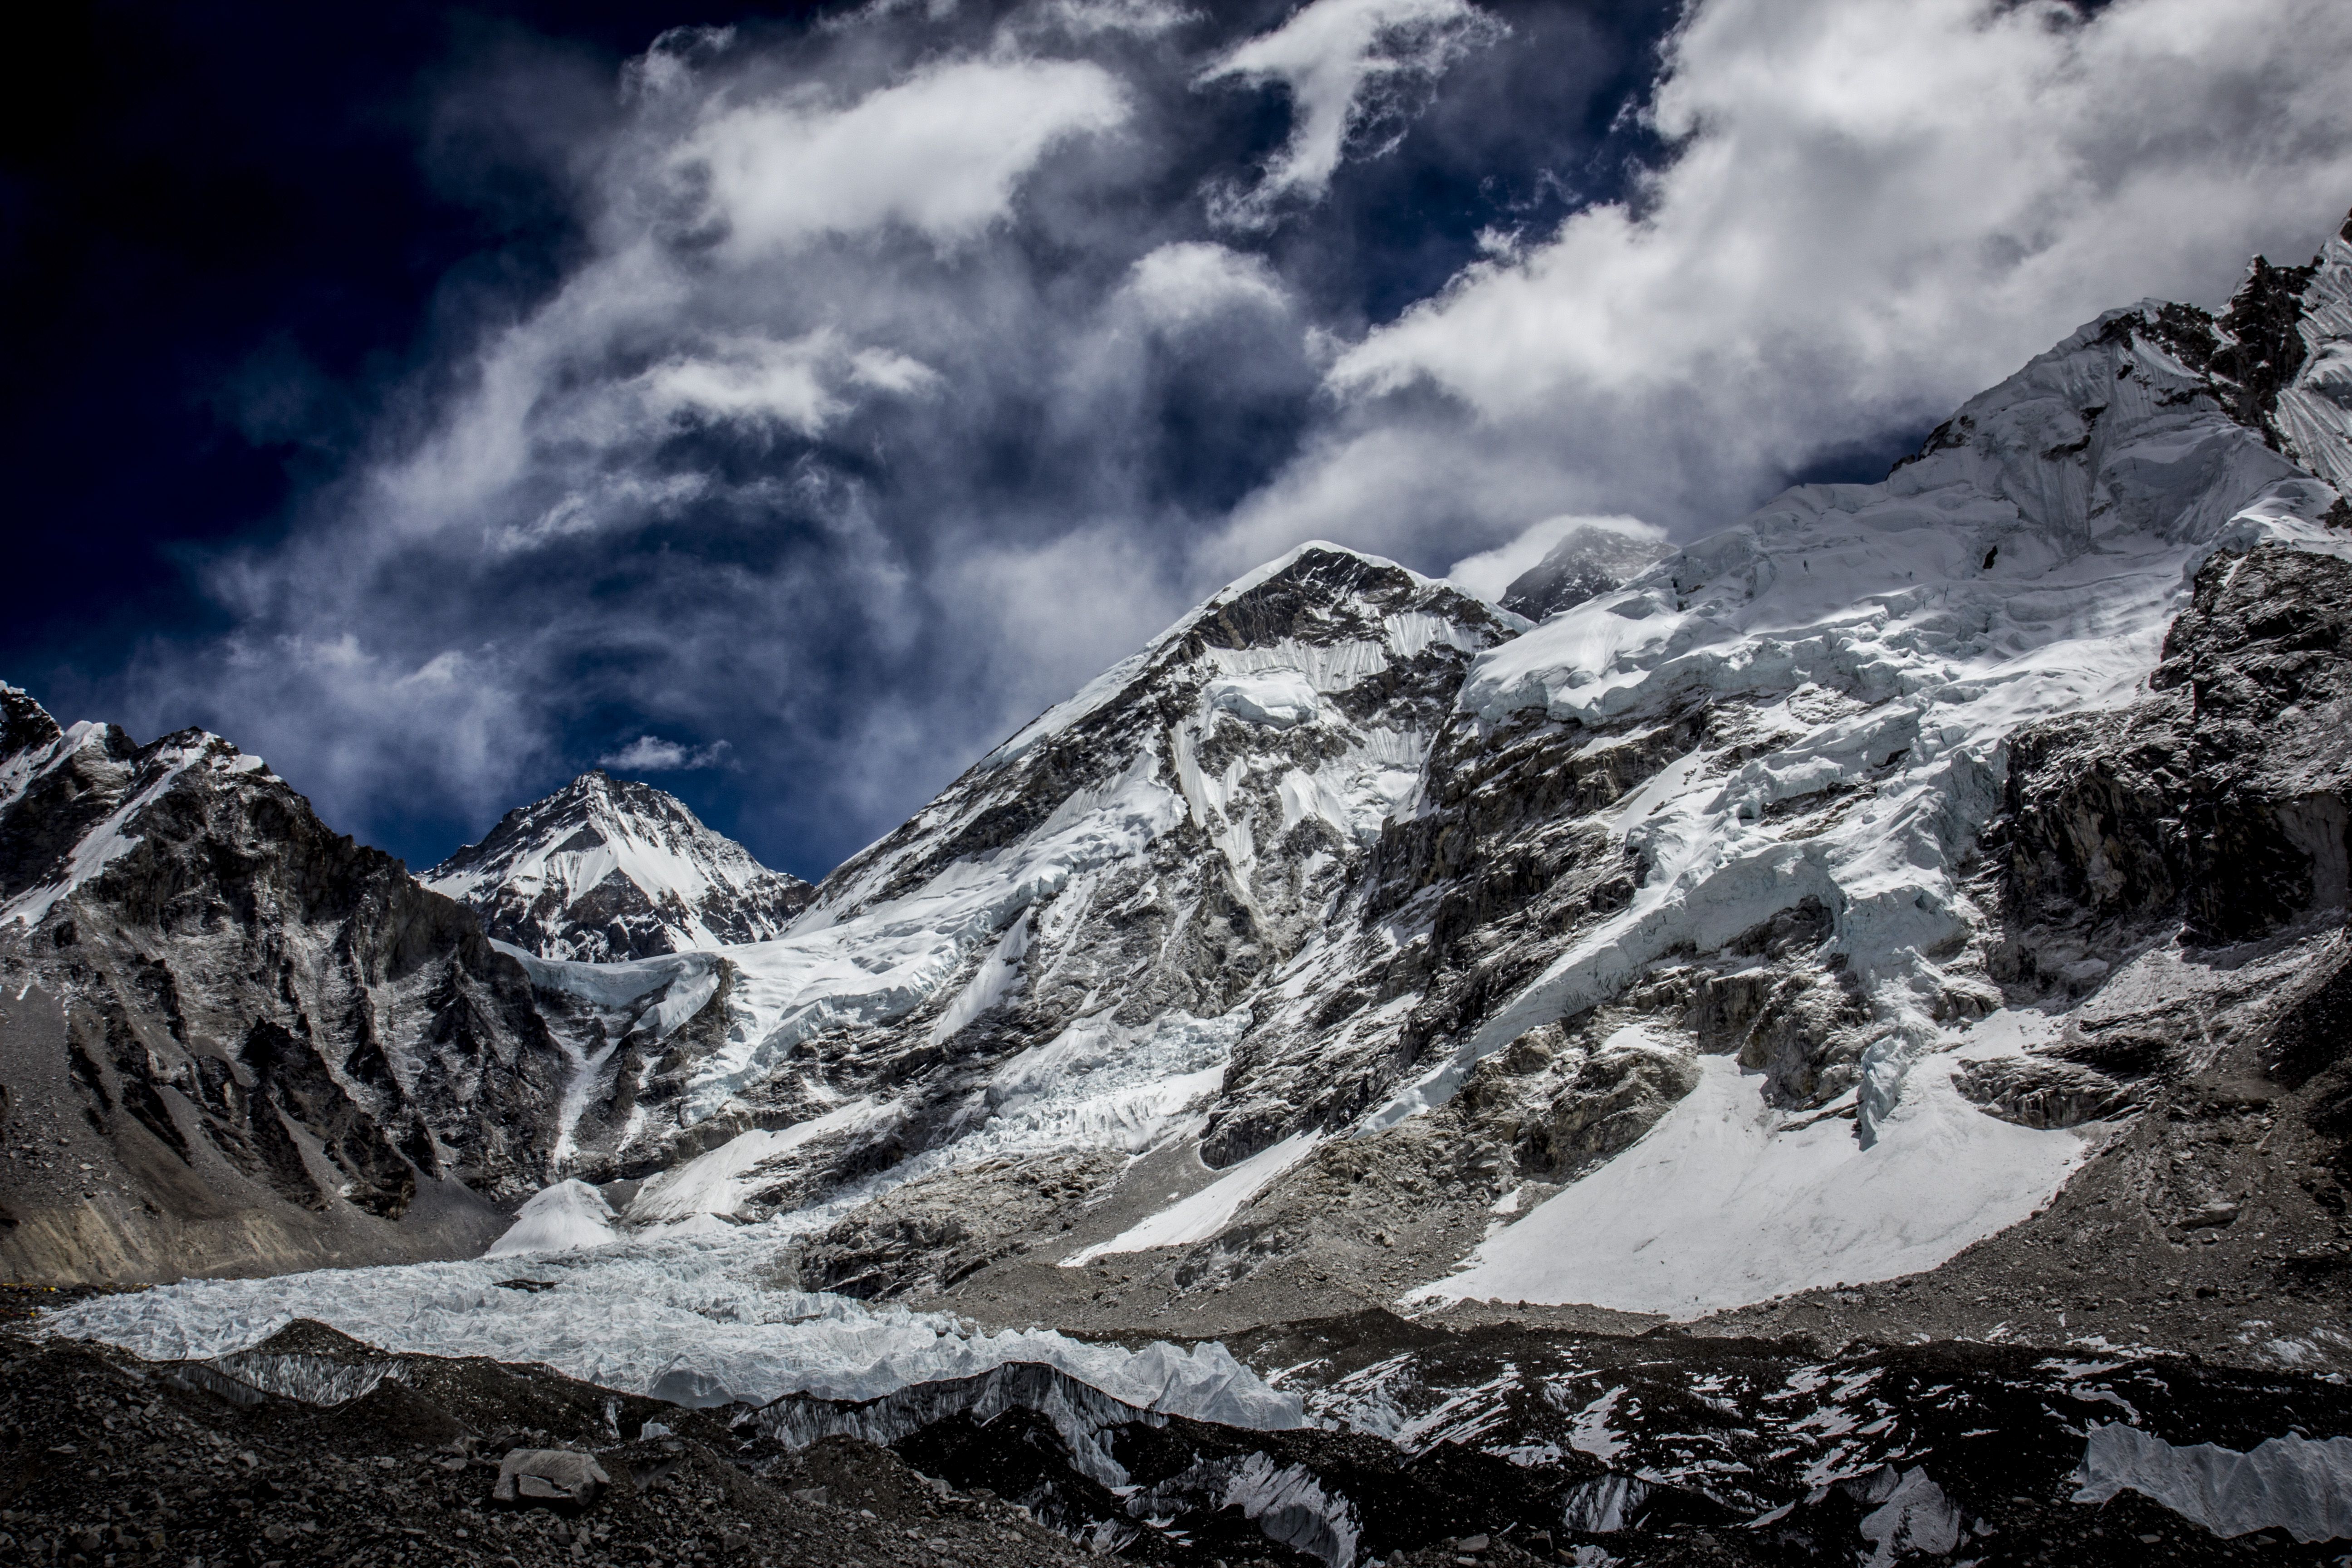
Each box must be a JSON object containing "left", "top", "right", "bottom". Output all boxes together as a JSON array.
[{"left": 426, "top": 771, "right": 810, "bottom": 962}]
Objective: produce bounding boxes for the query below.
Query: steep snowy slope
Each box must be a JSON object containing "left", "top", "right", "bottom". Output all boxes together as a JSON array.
[
  {"left": 514, "top": 549, "right": 1519, "bottom": 1219},
  {"left": 426, "top": 770, "right": 811, "bottom": 962},
  {"left": 0, "top": 690, "right": 583, "bottom": 1283}
]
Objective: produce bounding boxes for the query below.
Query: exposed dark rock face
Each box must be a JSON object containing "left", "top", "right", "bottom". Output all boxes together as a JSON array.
[
  {"left": 1496, "top": 524, "right": 1671, "bottom": 620},
  {"left": 0, "top": 692, "right": 570, "bottom": 1283},
  {"left": 791, "top": 1152, "right": 1123, "bottom": 1299},
  {"left": 1999, "top": 542, "right": 2352, "bottom": 968},
  {"left": 427, "top": 770, "right": 812, "bottom": 963}
]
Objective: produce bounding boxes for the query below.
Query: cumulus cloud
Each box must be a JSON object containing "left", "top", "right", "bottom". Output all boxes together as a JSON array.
[
  {"left": 1201, "top": 0, "right": 1505, "bottom": 226},
  {"left": 100, "top": 0, "right": 2352, "bottom": 878},
  {"left": 682, "top": 58, "right": 1131, "bottom": 259},
  {"left": 1216, "top": 0, "right": 2352, "bottom": 568},
  {"left": 600, "top": 735, "right": 735, "bottom": 771},
  {"left": 1121, "top": 241, "right": 1290, "bottom": 329}
]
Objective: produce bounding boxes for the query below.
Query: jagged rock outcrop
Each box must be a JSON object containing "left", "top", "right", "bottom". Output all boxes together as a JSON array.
[
  {"left": 426, "top": 770, "right": 811, "bottom": 963},
  {"left": 0, "top": 691, "right": 571, "bottom": 1282},
  {"left": 2000, "top": 540, "right": 2352, "bottom": 971},
  {"left": 1497, "top": 521, "right": 1672, "bottom": 620}
]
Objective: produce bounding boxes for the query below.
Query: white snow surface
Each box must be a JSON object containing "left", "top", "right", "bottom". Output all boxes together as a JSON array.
[
  {"left": 2278, "top": 224, "right": 2352, "bottom": 499},
  {"left": 628, "top": 1099, "right": 885, "bottom": 1225},
  {"left": 1406, "top": 1023, "right": 2091, "bottom": 1317},
  {"left": 486, "top": 1179, "right": 622, "bottom": 1258},
  {"left": 1378, "top": 301, "right": 2347, "bottom": 1142},
  {"left": 1206, "top": 669, "right": 1322, "bottom": 729},
  {"left": 39, "top": 1231, "right": 1304, "bottom": 1427},
  {"left": 1065, "top": 1130, "right": 1322, "bottom": 1266},
  {"left": 2073, "top": 1422, "right": 2352, "bottom": 1543}
]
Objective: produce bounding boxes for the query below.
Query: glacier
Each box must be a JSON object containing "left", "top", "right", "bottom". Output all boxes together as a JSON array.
[{"left": 39, "top": 1225, "right": 1304, "bottom": 1428}]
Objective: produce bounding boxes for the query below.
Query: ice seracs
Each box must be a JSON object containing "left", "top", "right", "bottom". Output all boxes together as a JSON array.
[{"left": 427, "top": 769, "right": 811, "bottom": 963}]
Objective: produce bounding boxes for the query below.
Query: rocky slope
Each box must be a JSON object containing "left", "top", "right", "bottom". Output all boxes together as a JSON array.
[
  {"left": 0, "top": 692, "right": 579, "bottom": 1282},
  {"left": 426, "top": 771, "right": 812, "bottom": 964},
  {"left": 21, "top": 1294, "right": 2352, "bottom": 1566}
]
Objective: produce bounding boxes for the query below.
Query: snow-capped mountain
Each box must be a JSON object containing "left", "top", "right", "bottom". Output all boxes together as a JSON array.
[
  {"left": 8, "top": 212, "right": 2351, "bottom": 1394},
  {"left": 487, "top": 211, "right": 2352, "bottom": 1362},
  {"left": 513, "top": 548, "right": 1520, "bottom": 1202},
  {"left": 0, "top": 689, "right": 574, "bottom": 1282},
  {"left": 426, "top": 770, "right": 812, "bottom": 963},
  {"left": 14, "top": 212, "right": 2352, "bottom": 1568}
]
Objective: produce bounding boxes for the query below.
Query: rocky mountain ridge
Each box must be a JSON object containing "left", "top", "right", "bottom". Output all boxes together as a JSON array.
[
  {"left": 0, "top": 690, "right": 573, "bottom": 1282},
  {"left": 500, "top": 213, "right": 2352, "bottom": 1366}
]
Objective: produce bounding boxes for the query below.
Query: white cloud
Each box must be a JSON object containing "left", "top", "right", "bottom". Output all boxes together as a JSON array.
[
  {"left": 1034, "top": 0, "right": 1197, "bottom": 39},
  {"left": 600, "top": 735, "right": 735, "bottom": 771},
  {"left": 1219, "top": 0, "right": 2352, "bottom": 567},
  {"left": 637, "top": 332, "right": 843, "bottom": 433},
  {"left": 186, "top": 635, "right": 545, "bottom": 831},
  {"left": 1121, "top": 241, "right": 1289, "bottom": 329},
  {"left": 1200, "top": 0, "right": 1503, "bottom": 225},
  {"left": 1443, "top": 512, "right": 1658, "bottom": 603},
  {"left": 685, "top": 58, "right": 1130, "bottom": 259},
  {"left": 115, "top": 0, "right": 2352, "bottom": 875},
  {"left": 629, "top": 331, "right": 942, "bottom": 436}
]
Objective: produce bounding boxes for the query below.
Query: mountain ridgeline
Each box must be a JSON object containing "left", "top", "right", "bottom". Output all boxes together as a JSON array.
[{"left": 0, "top": 212, "right": 2349, "bottom": 1397}]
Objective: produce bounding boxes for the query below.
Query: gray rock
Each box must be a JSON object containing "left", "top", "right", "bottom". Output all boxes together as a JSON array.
[{"left": 494, "top": 1448, "right": 611, "bottom": 1504}]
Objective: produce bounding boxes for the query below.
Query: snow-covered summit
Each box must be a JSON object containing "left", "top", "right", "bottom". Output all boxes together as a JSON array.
[
  {"left": 1497, "top": 520, "right": 1673, "bottom": 620},
  {"left": 426, "top": 770, "right": 812, "bottom": 963},
  {"left": 507, "top": 543, "right": 1520, "bottom": 1234}
]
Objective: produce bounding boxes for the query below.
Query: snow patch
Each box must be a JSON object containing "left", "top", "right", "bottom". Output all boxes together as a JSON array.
[
  {"left": 1066, "top": 1130, "right": 1320, "bottom": 1265},
  {"left": 1406, "top": 1047, "right": 2087, "bottom": 1317},
  {"left": 1206, "top": 670, "right": 1321, "bottom": 729},
  {"left": 627, "top": 1100, "right": 884, "bottom": 1225}
]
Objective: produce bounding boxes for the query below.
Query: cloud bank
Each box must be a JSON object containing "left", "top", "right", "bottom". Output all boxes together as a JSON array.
[{"left": 100, "top": 0, "right": 2352, "bottom": 876}]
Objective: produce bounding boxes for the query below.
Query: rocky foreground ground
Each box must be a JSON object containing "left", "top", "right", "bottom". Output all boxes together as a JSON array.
[{"left": 0, "top": 1281, "right": 2344, "bottom": 1568}]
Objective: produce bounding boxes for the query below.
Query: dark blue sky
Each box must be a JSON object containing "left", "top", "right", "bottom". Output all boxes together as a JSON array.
[{"left": 5, "top": 0, "right": 2339, "bottom": 879}]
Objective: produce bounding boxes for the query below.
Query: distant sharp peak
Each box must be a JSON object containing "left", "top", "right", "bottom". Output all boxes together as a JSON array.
[
  {"left": 0, "top": 682, "right": 64, "bottom": 759},
  {"left": 425, "top": 763, "right": 810, "bottom": 962},
  {"left": 440, "top": 769, "right": 721, "bottom": 867}
]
